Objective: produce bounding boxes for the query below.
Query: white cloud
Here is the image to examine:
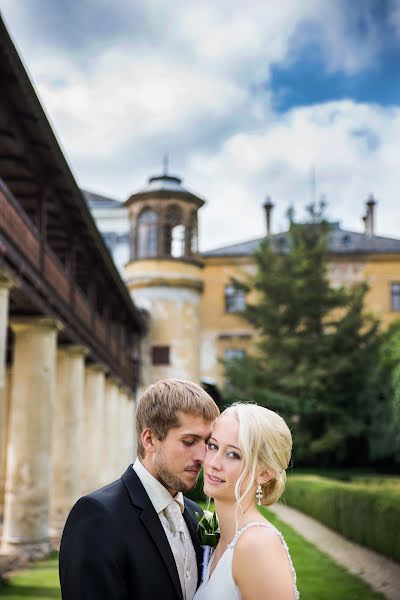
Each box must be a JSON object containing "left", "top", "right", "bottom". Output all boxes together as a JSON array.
[
  {"left": 192, "top": 101, "right": 400, "bottom": 249},
  {"left": 1, "top": 1, "right": 399, "bottom": 250},
  {"left": 35, "top": 47, "right": 248, "bottom": 160}
]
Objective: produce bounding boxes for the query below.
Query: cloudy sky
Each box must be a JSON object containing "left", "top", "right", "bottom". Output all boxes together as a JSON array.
[{"left": 1, "top": 0, "right": 400, "bottom": 250}]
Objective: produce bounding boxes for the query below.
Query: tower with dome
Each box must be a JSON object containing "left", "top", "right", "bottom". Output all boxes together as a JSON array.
[{"left": 123, "top": 169, "right": 205, "bottom": 385}]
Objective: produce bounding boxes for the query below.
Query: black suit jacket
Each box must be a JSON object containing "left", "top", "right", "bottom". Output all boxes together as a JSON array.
[{"left": 59, "top": 466, "right": 203, "bottom": 600}]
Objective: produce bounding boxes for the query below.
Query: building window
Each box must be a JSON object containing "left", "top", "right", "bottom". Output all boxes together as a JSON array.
[
  {"left": 391, "top": 283, "right": 400, "bottom": 311},
  {"left": 224, "top": 349, "right": 245, "bottom": 361},
  {"left": 341, "top": 234, "right": 352, "bottom": 247},
  {"left": 137, "top": 209, "right": 158, "bottom": 258},
  {"left": 171, "top": 224, "right": 185, "bottom": 258},
  {"left": 164, "top": 205, "right": 184, "bottom": 257},
  {"left": 188, "top": 210, "right": 198, "bottom": 255},
  {"left": 151, "top": 345, "right": 170, "bottom": 365},
  {"left": 102, "top": 231, "right": 117, "bottom": 251},
  {"left": 224, "top": 285, "right": 246, "bottom": 313}
]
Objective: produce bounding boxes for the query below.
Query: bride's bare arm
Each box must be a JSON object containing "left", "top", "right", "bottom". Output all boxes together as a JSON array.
[{"left": 232, "top": 527, "right": 295, "bottom": 600}]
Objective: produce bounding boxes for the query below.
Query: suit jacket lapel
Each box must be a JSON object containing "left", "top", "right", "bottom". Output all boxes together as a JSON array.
[
  {"left": 121, "top": 467, "right": 183, "bottom": 600},
  {"left": 183, "top": 505, "right": 202, "bottom": 587}
]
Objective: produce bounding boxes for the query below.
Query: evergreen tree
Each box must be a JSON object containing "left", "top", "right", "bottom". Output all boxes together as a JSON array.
[
  {"left": 365, "top": 321, "right": 400, "bottom": 464},
  {"left": 224, "top": 205, "right": 379, "bottom": 466}
]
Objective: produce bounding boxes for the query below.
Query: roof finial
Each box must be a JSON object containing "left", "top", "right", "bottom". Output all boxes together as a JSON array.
[
  {"left": 263, "top": 196, "right": 274, "bottom": 236},
  {"left": 163, "top": 154, "right": 169, "bottom": 176}
]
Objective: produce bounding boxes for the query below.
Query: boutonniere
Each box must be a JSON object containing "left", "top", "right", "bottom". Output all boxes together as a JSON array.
[{"left": 195, "top": 510, "right": 220, "bottom": 581}]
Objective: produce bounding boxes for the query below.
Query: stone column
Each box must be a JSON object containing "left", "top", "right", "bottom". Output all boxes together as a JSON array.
[
  {"left": 118, "top": 387, "right": 129, "bottom": 472},
  {"left": 0, "top": 272, "right": 17, "bottom": 516},
  {"left": 115, "top": 386, "right": 126, "bottom": 475},
  {"left": 80, "top": 363, "right": 106, "bottom": 495},
  {"left": 110, "top": 379, "right": 122, "bottom": 480},
  {"left": 116, "top": 387, "right": 124, "bottom": 473},
  {"left": 124, "top": 392, "right": 136, "bottom": 466},
  {"left": 123, "top": 388, "right": 133, "bottom": 468},
  {"left": 101, "top": 378, "right": 118, "bottom": 485},
  {"left": 2, "top": 317, "right": 62, "bottom": 557},
  {"left": 50, "top": 345, "right": 88, "bottom": 539},
  {"left": 0, "top": 367, "right": 11, "bottom": 518}
]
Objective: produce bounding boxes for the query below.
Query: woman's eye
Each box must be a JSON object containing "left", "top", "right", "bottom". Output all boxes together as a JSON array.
[
  {"left": 228, "top": 452, "right": 241, "bottom": 460},
  {"left": 207, "top": 442, "right": 218, "bottom": 451}
]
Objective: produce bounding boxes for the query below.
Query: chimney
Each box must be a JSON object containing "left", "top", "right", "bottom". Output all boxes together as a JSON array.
[
  {"left": 363, "top": 194, "right": 376, "bottom": 235},
  {"left": 263, "top": 196, "right": 274, "bottom": 236}
]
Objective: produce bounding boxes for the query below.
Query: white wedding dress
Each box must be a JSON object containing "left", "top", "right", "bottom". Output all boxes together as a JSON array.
[{"left": 193, "top": 521, "right": 299, "bottom": 600}]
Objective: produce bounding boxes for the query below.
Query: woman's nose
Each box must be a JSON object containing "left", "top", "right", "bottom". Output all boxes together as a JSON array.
[{"left": 206, "top": 451, "right": 222, "bottom": 470}]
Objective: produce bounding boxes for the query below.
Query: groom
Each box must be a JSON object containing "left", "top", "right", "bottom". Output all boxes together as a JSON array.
[{"left": 59, "top": 378, "right": 219, "bottom": 600}]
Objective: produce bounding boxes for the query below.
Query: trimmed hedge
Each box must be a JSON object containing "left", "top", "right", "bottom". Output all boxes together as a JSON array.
[{"left": 282, "top": 475, "right": 400, "bottom": 563}]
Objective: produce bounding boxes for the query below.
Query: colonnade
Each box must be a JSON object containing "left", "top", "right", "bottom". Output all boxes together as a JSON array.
[{"left": 0, "top": 275, "right": 137, "bottom": 557}]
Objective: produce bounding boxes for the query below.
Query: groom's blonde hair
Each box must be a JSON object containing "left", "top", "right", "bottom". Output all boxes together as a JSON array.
[
  {"left": 136, "top": 379, "right": 219, "bottom": 458},
  {"left": 222, "top": 403, "right": 292, "bottom": 508}
]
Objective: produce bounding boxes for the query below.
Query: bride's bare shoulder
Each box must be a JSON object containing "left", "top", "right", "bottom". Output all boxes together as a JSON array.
[
  {"left": 234, "top": 523, "right": 283, "bottom": 556},
  {"left": 232, "top": 525, "right": 295, "bottom": 600}
]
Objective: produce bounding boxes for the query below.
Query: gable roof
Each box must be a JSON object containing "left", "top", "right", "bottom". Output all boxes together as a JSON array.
[
  {"left": 202, "top": 223, "right": 400, "bottom": 258},
  {"left": 83, "top": 189, "right": 123, "bottom": 210}
]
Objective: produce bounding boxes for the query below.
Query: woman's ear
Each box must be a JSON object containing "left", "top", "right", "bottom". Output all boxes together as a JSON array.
[{"left": 257, "top": 469, "right": 274, "bottom": 485}]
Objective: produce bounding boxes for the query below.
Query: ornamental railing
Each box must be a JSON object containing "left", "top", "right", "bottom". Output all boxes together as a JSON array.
[{"left": 0, "top": 180, "right": 137, "bottom": 389}]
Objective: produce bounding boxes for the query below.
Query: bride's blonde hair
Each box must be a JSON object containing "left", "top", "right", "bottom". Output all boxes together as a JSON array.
[{"left": 221, "top": 403, "right": 292, "bottom": 509}]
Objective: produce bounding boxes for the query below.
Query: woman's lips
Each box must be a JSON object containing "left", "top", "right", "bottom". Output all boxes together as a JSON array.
[{"left": 206, "top": 473, "right": 225, "bottom": 484}]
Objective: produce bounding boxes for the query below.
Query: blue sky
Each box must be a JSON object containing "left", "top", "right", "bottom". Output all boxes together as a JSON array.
[
  {"left": 1, "top": 0, "right": 400, "bottom": 249},
  {"left": 271, "top": 40, "right": 400, "bottom": 112}
]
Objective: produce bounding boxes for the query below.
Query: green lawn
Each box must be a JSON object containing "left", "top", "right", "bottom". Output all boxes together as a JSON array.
[
  {"left": 0, "top": 512, "right": 385, "bottom": 600},
  {"left": 260, "top": 507, "right": 385, "bottom": 600},
  {"left": 0, "top": 553, "right": 60, "bottom": 599}
]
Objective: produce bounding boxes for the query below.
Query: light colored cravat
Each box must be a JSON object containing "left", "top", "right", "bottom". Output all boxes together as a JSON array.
[
  {"left": 164, "top": 499, "right": 185, "bottom": 535},
  {"left": 164, "top": 499, "right": 187, "bottom": 598}
]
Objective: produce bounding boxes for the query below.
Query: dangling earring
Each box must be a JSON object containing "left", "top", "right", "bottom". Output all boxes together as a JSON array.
[{"left": 256, "top": 483, "right": 263, "bottom": 505}]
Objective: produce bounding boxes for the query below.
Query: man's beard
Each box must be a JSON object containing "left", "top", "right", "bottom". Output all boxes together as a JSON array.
[{"left": 154, "top": 451, "right": 195, "bottom": 493}]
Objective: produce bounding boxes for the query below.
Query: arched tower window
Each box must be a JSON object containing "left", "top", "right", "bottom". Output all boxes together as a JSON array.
[
  {"left": 188, "top": 210, "right": 198, "bottom": 255},
  {"left": 137, "top": 209, "right": 158, "bottom": 258},
  {"left": 164, "top": 206, "right": 184, "bottom": 258},
  {"left": 171, "top": 224, "right": 185, "bottom": 257}
]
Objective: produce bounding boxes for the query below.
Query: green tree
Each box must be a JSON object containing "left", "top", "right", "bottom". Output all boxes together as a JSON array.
[
  {"left": 365, "top": 320, "right": 400, "bottom": 464},
  {"left": 224, "top": 205, "right": 379, "bottom": 466}
]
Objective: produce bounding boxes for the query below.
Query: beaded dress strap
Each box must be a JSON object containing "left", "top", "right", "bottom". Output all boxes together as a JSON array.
[
  {"left": 228, "top": 521, "right": 272, "bottom": 549},
  {"left": 228, "top": 521, "right": 300, "bottom": 599}
]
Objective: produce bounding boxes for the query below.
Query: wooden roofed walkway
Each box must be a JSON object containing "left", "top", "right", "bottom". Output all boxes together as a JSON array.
[{"left": 0, "top": 14, "right": 146, "bottom": 560}]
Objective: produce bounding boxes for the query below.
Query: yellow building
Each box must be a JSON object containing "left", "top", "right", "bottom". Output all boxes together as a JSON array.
[
  {"left": 200, "top": 200, "right": 400, "bottom": 388},
  {"left": 88, "top": 177, "right": 400, "bottom": 392}
]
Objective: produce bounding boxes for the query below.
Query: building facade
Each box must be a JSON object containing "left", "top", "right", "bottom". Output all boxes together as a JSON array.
[{"left": 88, "top": 182, "right": 400, "bottom": 392}]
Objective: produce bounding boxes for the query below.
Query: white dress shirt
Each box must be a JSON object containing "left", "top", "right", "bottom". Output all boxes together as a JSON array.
[{"left": 132, "top": 458, "right": 198, "bottom": 600}]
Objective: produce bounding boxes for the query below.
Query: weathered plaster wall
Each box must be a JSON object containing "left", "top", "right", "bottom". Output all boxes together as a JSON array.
[
  {"left": 132, "top": 286, "right": 201, "bottom": 384},
  {"left": 199, "top": 253, "right": 400, "bottom": 389}
]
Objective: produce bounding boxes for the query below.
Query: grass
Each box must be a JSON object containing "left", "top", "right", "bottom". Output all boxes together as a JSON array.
[
  {"left": 0, "top": 553, "right": 60, "bottom": 599},
  {"left": 260, "top": 507, "right": 385, "bottom": 600},
  {"left": 0, "top": 513, "right": 385, "bottom": 600}
]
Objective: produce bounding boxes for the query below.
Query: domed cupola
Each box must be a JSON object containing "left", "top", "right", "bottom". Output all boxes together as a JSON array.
[
  {"left": 123, "top": 168, "right": 206, "bottom": 386},
  {"left": 125, "top": 171, "right": 205, "bottom": 263}
]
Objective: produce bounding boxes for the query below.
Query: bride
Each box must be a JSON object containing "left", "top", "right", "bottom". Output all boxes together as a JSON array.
[{"left": 194, "top": 403, "right": 299, "bottom": 600}]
